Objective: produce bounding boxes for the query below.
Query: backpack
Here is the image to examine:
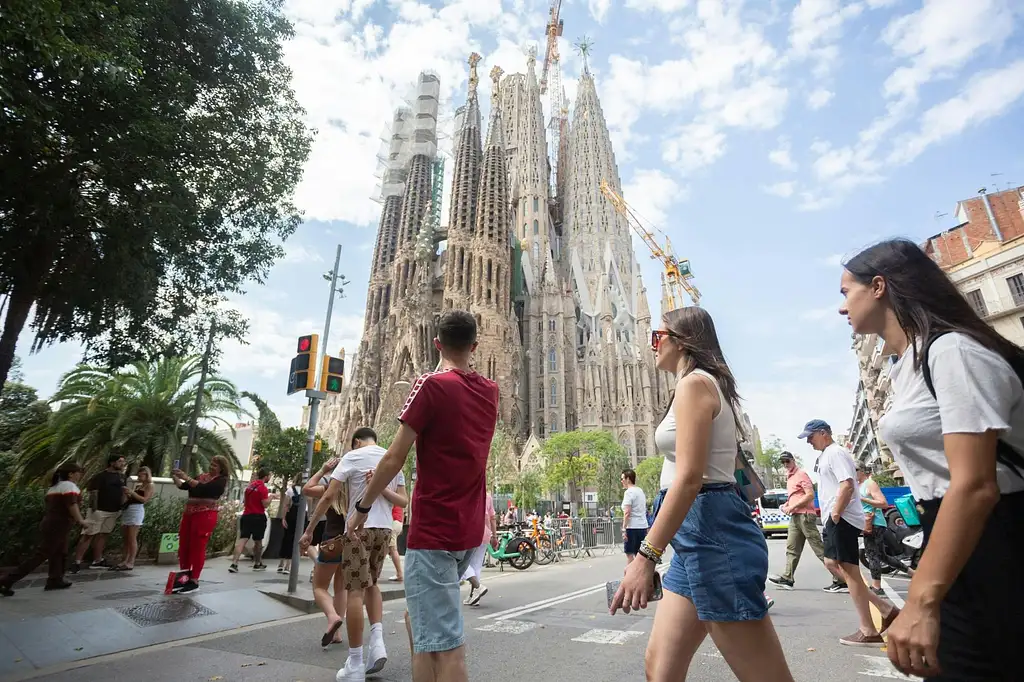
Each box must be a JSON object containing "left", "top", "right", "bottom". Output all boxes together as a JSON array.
[
  {"left": 920, "top": 332, "right": 1024, "bottom": 479},
  {"left": 289, "top": 485, "right": 302, "bottom": 506}
]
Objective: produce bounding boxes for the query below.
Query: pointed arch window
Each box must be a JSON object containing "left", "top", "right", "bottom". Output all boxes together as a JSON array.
[
  {"left": 533, "top": 241, "right": 540, "bottom": 262},
  {"left": 538, "top": 417, "right": 545, "bottom": 438},
  {"left": 550, "top": 378, "right": 558, "bottom": 406},
  {"left": 538, "top": 384, "right": 544, "bottom": 409},
  {"left": 533, "top": 197, "right": 539, "bottom": 212},
  {"left": 548, "top": 348, "right": 557, "bottom": 372},
  {"left": 533, "top": 219, "right": 539, "bottom": 235}
]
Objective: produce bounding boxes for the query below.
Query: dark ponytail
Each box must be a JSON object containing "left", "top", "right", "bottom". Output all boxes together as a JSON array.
[{"left": 51, "top": 462, "right": 84, "bottom": 486}]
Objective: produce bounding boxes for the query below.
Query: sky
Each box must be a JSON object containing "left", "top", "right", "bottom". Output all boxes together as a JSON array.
[{"left": 15, "top": 0, "right": 1024, "bottom": 464}]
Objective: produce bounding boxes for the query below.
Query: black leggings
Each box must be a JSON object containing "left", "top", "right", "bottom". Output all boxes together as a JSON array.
[{"left": 862, "top": 528, "right": 907, "bottom": 580}]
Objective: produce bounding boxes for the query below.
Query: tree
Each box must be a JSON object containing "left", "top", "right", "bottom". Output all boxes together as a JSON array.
[
  {"left": 596, "top": 446, "right": 631, "bottom": 511},
  {"left": 15, "top": 356, "right": 242, "bottom": 483},
  {"left": 0, "top": 380, "right": 50, "bottom": 452},
  {"left": 0, "top": 0, "right": 314, "bottom": 392},
  {"left": 635, "top": 456, "right": 664, "bottom": 505},
  {"left": 375, "top": 421, "right": 415, "bottom": 491},
  {"left": 755, "top": 436, "right": 789, "bottom": 489},
  {"left": 487, "top": 423, "right": 518, "bottom": 490},
  {"left": 873, "top": 471, "right": 899, "bottom": 488},
  {"left": 541, "top": 430, "right": 611, "bottom": 510},
  {"left": 512, "top": 469, "right": 543, "bottom": 511},
  {"left": 251, "top": 426, "right": 332, "bottom": 483}
]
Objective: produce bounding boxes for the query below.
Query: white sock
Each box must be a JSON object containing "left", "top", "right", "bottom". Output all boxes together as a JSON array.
[
  {"left": 370, "top": 622, "right": 383, "bottom": 637},
  {"left": 348, "top": 647, "right": 363, "bottom": 665}
]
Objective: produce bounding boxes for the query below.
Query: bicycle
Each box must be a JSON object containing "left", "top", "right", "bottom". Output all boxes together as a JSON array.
[{"left": 486, "top": 527, "right": 536, "bottom": 571}]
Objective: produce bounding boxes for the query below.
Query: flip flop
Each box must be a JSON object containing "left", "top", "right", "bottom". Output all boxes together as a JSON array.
[{"left": 321, "top": 619, "right": 343, "bottom": 648}]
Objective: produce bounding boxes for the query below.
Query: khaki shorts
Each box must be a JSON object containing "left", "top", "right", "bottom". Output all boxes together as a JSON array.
[
  {"left": 341, "top": 528, "right": 391, "bottom": 591},
  {"left": 84, "top": 510, "right": 120, "bottom": 536},
  {"left": 390, "top": 519, "right": 403, "bottom": 548}
]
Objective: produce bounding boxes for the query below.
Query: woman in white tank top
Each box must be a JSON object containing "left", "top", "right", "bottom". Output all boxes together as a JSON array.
[{"left": 610, "top": 306, "right": 793, "bottom": 682}]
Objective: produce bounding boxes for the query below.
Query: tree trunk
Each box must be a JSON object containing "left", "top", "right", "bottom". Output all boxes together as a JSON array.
[{"left": 0, "top": 282, "right": 37, "bottom": 396}]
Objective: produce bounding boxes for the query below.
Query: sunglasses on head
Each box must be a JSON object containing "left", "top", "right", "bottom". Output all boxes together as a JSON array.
[{"left": 651, "top": 329, "right": 681, "bottom": 350}]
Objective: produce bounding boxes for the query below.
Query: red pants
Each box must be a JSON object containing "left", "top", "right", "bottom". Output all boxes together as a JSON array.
[{"left": 178, "top": 509, "right": 218, "bottom": 581}]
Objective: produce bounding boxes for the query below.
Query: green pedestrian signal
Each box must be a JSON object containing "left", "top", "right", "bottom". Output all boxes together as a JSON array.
[{"left": 320, "top": 352, "right": 345, "bottom": 393}]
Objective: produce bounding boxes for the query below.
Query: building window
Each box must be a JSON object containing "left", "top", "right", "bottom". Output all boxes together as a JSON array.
[
  {"left": 550, "top": 379, "right": 557, "bottom": 406},
  {"left": 538, "top": 385, "right": 544, "bottom": 409},
  {"left": 1008, "top": 274, "right": 1024, "bottom": 306},
  {"left": 533, "top": 197, "right": 539, "bottom": 212},
  {"left": 548, "top": 348, "right": 557, "bottom": 371},
  {"left": 538, "top": 418, "right": 545, "bottom": 438},
  {"left": 532, "top": 241, "right": 539, "bottom": 262},
  {"left": 533, "top": 219, "right": 539, "bottom": 235},
  {"left": 549, "top": 413, "right": 558, "bottom": 434},
  {"left": 548, "top": 319, "right": 556, "bottom": 331},
  {"left": 965, "top": 289, "right": 988, "bottom": 317},
  {"left": 636, "top": 433, "right": 647, "bottom": 461}
]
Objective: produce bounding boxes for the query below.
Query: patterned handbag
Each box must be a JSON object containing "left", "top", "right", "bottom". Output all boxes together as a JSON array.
[
  {"left": 734, "top": 444, "right": 766, "bottom": 505},
  {"left": 319, "top": 534, "right": 345, "bottom": 563}
]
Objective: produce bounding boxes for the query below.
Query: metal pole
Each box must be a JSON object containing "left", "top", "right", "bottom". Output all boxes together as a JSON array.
[
  {"left": 181, "top": 323, "right": 216, "bottom": 474},
  {"left": 288, "top": 244, "right": 342, "bottom": 594}
]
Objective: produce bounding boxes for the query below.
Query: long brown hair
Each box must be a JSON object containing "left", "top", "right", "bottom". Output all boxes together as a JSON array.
[{"left": 662, "top": 306, "right": 745, "bottom": 436}]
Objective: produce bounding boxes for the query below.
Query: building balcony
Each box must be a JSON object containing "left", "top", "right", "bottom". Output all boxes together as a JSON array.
[
  {"left": 974, "top": 291, "right": 1024, "bottom": 321},
  {"left": 870, "top": 335, "right": 891, "bottom": 369}
]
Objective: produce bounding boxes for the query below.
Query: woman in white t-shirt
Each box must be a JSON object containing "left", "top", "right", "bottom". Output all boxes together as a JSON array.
[{"left": 840, "top": 238, "right": 1024, "bottom": 680}]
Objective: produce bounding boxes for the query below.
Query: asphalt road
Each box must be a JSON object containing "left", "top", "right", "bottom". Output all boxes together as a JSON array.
[{"left": 21, "top": 539, "right": 916, "bottom": 681}]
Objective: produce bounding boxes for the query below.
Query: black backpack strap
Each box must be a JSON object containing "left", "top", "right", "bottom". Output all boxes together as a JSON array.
[{"left": 922, "top": 332, "right": 1024, "bottom": 479}]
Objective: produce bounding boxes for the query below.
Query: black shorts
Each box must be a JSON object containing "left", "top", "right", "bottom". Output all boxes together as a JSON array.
[
  {"left": 239, "top": 513, "right": 268, "bottom": 541},
  {"left": 624, "top": 528, "right": 648, "bottom": 555},
  {"left": 822, "top": 517, "right": 860, "bottom": 565}
]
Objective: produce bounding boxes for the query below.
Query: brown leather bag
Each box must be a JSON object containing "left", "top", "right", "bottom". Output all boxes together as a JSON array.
[{"left": 319, "top": 534, "right": 345, "bottom": 563}]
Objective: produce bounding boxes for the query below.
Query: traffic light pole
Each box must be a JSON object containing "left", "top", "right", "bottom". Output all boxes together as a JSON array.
[{"left": 288, "top": 244, "right": 343, "bottom": 594}]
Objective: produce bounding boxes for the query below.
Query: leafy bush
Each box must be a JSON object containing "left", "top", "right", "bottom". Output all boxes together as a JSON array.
[{"left": 0, "top": 488, "right": 238, "bottom": 568}]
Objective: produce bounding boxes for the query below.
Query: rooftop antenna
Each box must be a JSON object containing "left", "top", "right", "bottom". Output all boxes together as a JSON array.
[
  {"left": 575, "top": 36, "right": 594, "bottom": 73},
  {"left": 934, "top": 211, "right": 948, "bottom": 221}
]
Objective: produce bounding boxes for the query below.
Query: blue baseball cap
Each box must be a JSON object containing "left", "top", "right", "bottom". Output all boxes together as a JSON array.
[{"left": 798, "top": 419, "right": 832, "bottom": 439}]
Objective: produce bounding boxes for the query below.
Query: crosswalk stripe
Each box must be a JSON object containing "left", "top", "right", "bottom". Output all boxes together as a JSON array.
[{"left": 856, "top": 654, "right": 915, "bottom": 679}]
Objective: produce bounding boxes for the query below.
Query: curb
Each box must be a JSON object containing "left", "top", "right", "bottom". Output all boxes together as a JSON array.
[{"left": 259, "top": 586, "right": 406, "bottom": 614}]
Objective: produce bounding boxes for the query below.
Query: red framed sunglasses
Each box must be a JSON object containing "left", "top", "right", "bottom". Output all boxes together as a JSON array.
[{"left": 651, "top": 329, "right": 681, "bottom": 350}]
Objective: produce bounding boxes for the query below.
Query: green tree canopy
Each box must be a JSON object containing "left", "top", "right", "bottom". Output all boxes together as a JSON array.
[
  {"left": 0, "top": 0, "right": 314, "bottom": 392},
  {"left": 487, "top": 423, "right": 518, "bottom": 490},
  {"left": 541, "top": 430, "right": 615, "bottom": 507},
  {"left": 595, "top": 443, "right": 631, "bottom": 511},
  {"left": 15, "top": 355, "right": 243, "bottom": 482},
  {"left": 756, "top": 436, "right": 789, "bottom": 489},
  {"left": 251, "top": 426, "right": 332, "bottom": 483},
  {"left": 512, "top": 469, "right": 543, "bottom": 511},
  {"left": 0, "top": 380, "right": 51, "bottom": 452},
  {"left": 634, "top": 456, "right": 665, "bottom": 504}
]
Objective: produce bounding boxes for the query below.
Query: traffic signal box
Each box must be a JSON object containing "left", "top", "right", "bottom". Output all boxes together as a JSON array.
[
  {"left": 288, "top": 334, "right": 319, "bottom": 395},
  {"left": 320, "top": 353, "right": 345, "bottom": 393}
]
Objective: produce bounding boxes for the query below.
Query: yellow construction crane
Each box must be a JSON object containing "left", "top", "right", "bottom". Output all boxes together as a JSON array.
[{"left": 599, "top": 179, "right": 701, "bottom": 309}]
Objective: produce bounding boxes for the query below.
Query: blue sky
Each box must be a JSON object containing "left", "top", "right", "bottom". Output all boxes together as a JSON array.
[{"left": 16, "top": 0, "right": 1024, "bottom": 461}]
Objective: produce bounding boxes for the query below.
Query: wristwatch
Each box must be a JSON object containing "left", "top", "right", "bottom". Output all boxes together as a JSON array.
[{"left": 355, "top": 499, "right": 372, "bottom": 514}]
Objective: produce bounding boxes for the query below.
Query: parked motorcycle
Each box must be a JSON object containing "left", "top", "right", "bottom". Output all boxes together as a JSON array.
[{"left": 859, "top": 496, "right": 922, "bottom": 576}]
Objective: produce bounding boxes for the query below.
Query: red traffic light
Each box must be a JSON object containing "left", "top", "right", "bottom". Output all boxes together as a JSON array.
[{"left": 297, "top": 336, "right": 312, "bottom": 352}]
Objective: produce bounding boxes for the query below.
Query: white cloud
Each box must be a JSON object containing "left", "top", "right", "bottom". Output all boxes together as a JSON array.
[
  {"left": 282, "top": 244, "right": 325, "bottom": 265},
  {"left": 797, "top": 192, "right": 840, "bottom": 212},
  {"left": 763, "top": 181, "right": 796, "bottom": 198},
  {"left": 625, "top": 0, "right": 692, "bottom": 11},
  {"left": 588, "top": 0, "right": 611, "bottom": 22},
  {"left": 888, "top": 60, "right": 1024, "bottom": 166},
  {"left": 662, "top": 121, "right": 727, "bottom": 173},
  {"left": 622, "top": 169, "right": 687, "bottom": 226},
  {"left": 807, "top": 87, "right": 834, "bottom": 109},
  {"left": 788, "top": 0, "right": 865, "bottom": 75},
  {"left": 768, "top": 138, "right": 797, "bottom": 171}
]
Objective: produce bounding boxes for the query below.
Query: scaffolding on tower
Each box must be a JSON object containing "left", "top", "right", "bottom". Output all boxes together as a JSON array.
[
  {"left": 540, "top": 0, "right": 567, "bottom": 201},
  {"left": 599, "top": 180, "right": 701, "bottom": 310}
]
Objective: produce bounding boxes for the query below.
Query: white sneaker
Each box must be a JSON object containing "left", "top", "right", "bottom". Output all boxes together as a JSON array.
[
  {"left": 366, "top": 637, "right": 387, "bottom": 675},
  {"left": 469, "top": 585, "right": 488, "bottom": 606},
  {"left": 462, "top": 586, "right": 475, "bottom": 605},
  {"left": 336, "top": 658, "right": 365, "bottom": 682}
]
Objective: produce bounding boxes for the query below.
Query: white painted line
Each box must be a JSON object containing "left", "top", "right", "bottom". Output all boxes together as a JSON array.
[
  {"left": 478, "top": 583, "right": 606, "bottom": 620},
  {"left": 571, "top": 629, "right": 645, "bottom": 645},
  {"left": 856, "top": 654, "right": 915, "bottom": 679},
  {"left": 496, "top": 584, "right": 607, "bottom": 620},
  {"left": 701, "top": 651, "right": 724, "bottom": 659},
  {"left": 880, "top": 578, "right": 906, "bottom": 609},
  {"left": 476, "top": 620, "right": 539, "bottom": 634}
]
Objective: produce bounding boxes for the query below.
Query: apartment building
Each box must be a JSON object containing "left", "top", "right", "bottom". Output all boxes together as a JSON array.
[
  {"left": 847, "top": 333, "right": 898, "bottom": 475},
  {"left": 924, "top": 185, "right": 1024, "bottom": 346}
]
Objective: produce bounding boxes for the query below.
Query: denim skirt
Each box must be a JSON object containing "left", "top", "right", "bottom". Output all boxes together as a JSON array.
[{"left": 652, "top": 483, "right": 769, "bottom": 622}]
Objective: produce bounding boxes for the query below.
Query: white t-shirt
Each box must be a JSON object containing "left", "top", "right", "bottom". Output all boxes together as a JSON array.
[
  {"left": 621, "top": 486, "right": 648, "bottom": 529},
  {"left": 330, "top": 444, "right": 406, "bottom": 529},
  {"left": 816, "top": 442, "right": 865, "bottom": 528},
  {"left": 879, "top": 332, "right": 1024, "bottom": 501}
]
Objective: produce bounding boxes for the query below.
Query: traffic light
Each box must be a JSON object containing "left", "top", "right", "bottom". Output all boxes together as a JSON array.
[
  {"left": 320, "top": 350, "right": 345, "bottom": 393},
  {"left": 287, "top": 334, "right": 319, "bottom": 395}
]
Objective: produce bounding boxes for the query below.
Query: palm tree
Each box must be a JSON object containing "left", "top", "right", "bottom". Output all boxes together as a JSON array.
[{"left": 16, "top": 356, "right": 244, "bottom": 483}]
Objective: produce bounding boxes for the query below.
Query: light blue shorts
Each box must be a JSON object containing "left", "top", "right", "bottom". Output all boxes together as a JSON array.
[{"left": 405, "top": 549, "right": 473, "bottom": 654}]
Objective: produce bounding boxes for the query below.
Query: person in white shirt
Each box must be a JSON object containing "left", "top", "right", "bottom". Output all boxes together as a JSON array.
[
  {"left": 301, "top": 427, "right": 407, "bottom": 682},
  {"left": 840, "top": 238, "right": 1024, "bottom": 679},
  {"left": 798, "top": 419, "right": 899, "bottom": 648},
  {"left": 619, "top": 469, "right": 648, "bottom": 564}
]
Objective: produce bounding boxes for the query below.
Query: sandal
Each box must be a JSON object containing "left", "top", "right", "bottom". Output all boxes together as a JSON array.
[{"left": 321, "top": 619, "right": 343, "bottom": 648}]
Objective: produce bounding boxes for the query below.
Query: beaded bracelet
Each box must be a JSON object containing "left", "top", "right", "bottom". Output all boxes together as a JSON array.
[{"left": 638, "top": 539, "right": 664, "bottom": 564}]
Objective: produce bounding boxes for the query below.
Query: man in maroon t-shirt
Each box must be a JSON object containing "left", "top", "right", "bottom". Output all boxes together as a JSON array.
[{"left": 348, "top": 310, "right": 498, "bottom": 682}]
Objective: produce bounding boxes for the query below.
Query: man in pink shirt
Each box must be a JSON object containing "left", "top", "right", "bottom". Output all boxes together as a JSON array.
[{"left": 768, "top": 452, "right": 841, "bottom": 591}]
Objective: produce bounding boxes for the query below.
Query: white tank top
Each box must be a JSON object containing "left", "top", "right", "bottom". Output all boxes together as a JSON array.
[{"left": 654, "top": 369, "right": 738, "bottom": 490}]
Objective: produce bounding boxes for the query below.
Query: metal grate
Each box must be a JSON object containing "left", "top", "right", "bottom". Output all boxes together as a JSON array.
[
  {"left": 95, "top": 589, "right": 161, "bottom": 602},
  {"left": 117, "top": 598, "right": 216, "bottom": 627}
]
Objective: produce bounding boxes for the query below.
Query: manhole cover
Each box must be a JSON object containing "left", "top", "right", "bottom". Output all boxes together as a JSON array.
[
  {"left": 255, "top": 578, "right": 288, "bottom": 584},
  {"left": 117, "top": 598, "right": 216, "bottom": 627},
  {"left": 96, "top": 589, "right": 161, "bottom": 601}
]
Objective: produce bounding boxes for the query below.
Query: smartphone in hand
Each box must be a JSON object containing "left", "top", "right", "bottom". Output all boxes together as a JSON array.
[{"left": 607, "top": 571, "right": 664, "bottom": 610}]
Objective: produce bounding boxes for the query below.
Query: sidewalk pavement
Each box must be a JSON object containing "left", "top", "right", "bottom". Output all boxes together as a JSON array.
[{"left": 0, "top": 555, "right": 407, "bottom": 677}]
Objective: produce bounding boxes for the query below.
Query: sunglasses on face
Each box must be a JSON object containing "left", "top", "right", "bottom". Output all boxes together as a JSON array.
[{"left": 651, "top": 329, "right": 681, "bottom": 350}]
